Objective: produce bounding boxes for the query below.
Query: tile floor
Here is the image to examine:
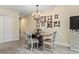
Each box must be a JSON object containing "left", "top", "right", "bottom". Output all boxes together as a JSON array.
[{"left": 0, "top": 44, "right": 78, "bottom": 54}]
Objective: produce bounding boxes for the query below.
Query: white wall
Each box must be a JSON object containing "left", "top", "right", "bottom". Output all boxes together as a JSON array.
[
  {"left": 21, "top": 5, "right": 79, "bottom": 48},
  {"left": 20, "top": 17, "right": 27, "bottom": 33}
]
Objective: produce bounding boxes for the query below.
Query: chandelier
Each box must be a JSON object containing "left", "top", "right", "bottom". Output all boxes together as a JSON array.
[{"left": 32, "top": 5, "right": 41, "bottom": 21}]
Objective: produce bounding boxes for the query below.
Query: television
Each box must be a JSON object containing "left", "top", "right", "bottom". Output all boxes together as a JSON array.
[{"left": 70, "top": 16, "right": 79, "bottom": 29}]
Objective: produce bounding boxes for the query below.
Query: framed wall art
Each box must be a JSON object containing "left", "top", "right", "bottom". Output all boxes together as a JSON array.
[
  {"left": 40, "top": 16, "right": 46, "bottom": 22},
  {"left": 47, "top": 15, "right": 52, "bottom": 20},
  {"left": 47, "top": 21, "right": 52, "bottom": 28},
  {"left": 54, "top": 21, "right": 60, "bottom": 27},
  {"left": 55, "top": 14, "right": 58, "bottom": 19},
  {"left": 40, "top": 16, "right": 46, "bottom": 26},
  {"left": 36, "top": 21, "right": 40, "bottom": 27},
  {"left": 41, "top": 22, "right": 45, "bottom": 26}
]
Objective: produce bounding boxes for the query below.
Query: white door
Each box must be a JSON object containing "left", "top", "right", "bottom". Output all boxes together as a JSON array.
[
  {"left": 0, "top": 15, "right": 4, "bottom": 43},
  {"left": 4, "top": 16, "right": 13, "bottom": 42},
  {"left": 4, "top": 16, "right": 19, "bottom": 42},
  {"left": 12, "top": 17, "right": 19, "bottom": 40},
  {"left": 0, "top": 15, "right": 19, "bottom": 43}
]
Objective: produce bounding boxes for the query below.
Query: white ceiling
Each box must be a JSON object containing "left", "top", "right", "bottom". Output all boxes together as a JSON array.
[{"left": 0, "top": 5, "right": 55, "bottom": 16}]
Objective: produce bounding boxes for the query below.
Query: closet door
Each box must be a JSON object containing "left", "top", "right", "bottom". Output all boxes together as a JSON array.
[
  {"left": 0, "top": 15, "right": 4, "bottom": 43},
  {"left": 12, "top": 17, "right": 19, "bottom": 40},
  {"left": 4, "top": 16, "right": 13, "bottom": 42},
  {"left": 0, "top": 15, "right": 19, "bottom": 43},
  {"left": 4, "top": 16, "right": 19, "bottom": 42}
]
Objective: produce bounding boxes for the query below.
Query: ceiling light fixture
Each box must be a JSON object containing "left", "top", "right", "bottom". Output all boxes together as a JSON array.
[{"left": 32, "top": 5, "right": 42, "bottom": 21}]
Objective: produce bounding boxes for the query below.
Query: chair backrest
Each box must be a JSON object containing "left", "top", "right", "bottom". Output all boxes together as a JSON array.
[
  {"left": 26, "top": 32, "right": 32, "bottom": 43},
  {"left": 44, "top": 31, "right": 57, "bottom": 41}
]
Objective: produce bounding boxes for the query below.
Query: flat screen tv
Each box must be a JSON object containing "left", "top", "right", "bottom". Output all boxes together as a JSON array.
[{"left": 70, "top": 16, "right": 79, "bottom": 29}]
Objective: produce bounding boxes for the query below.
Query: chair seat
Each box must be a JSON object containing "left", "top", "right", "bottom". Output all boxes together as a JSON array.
[
  {"left": 43, "top": 39, "right": 55, "bottom": 45},
  {"left": 32, "top": 38, "right": 38, "bottom": 43},
  {"left": 44, "top": 43, "right": 52, "bottom": 49},
  {"left": 43, "top": 42, "right": 51, "bottom": 45},
  {"left": 28, "top": 38, "right": 38, "bottom": 43},
  {"left": 44, "top": 39, "right": 51, "bottom": 43}
]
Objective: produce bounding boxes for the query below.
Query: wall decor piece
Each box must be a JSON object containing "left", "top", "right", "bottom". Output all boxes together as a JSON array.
[
  {"left": 44, "top": 16, "right": 46, "bottom": 22},
  {"left": 41, "top": 22, "right": 45, "bottom": 26},
  {"left": 47, "top": 15, "right": 53, "bottom": 28},
  {"left": 40, "top": 16, "right": 46, "bottom": 22},
  {"left": 40, "top": 16, "right": 46, "bottom": 26},
  {"left": 47, "top": 21, "right": 52, "bottom": 28},
  {"left": 55, "top": 14, "right": 58, "bottom": 19},
  {"left": 36, "top": 21, "right": 40, "bottom": 27},
  {"left": 47, "top": 15, "right": 52, "bottom": 20},
  {"left": 54, "top": 21, "right": 60, "bottom": 27}
]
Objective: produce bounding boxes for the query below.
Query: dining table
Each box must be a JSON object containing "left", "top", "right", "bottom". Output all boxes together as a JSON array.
[
  {"left": 32, "top": 32, "right": 52, "bottom": 47},
  {"left": 32, "top": 33, "right": 43, "bottom": 47}
]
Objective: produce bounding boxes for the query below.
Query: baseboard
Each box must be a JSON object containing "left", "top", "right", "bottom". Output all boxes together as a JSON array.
[
  {"left": 55, "top": 42, "right": 70, "bottom": 47},
  {"left": 71, "top": 47, "right": 79, "bottom": 53}
]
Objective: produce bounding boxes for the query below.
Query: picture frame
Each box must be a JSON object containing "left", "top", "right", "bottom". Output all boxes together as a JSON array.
[
  {"left": 41, "top": 22, "right": 45, "bottom": 26},
  {"left": 40, "top": 16, "right": 46, "bottom": 26},
  {"left": 54, "top": 21, "right": 60, "bottom": 27},
  {"left": 55, "top": 14, "right": 58, "bottom": 19},
  {"left": 44, "top": 16, "right": 46, "bottom": 22},
  {"left": 47, "top": 15, "right": 52, "bottom": 20},
  {"left": 36, "top": 21, "right": 40, "bottom": 27},
  {"left": 47, "top": 21, "right": 52, "bottom": 28},
  {"left": 40, "top": 16, "right": 46, "bottom": 22}
]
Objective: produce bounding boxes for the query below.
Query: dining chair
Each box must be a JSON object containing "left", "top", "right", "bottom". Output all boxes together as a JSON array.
[
  {"left": 43, "top": 31, "right": 57, "bottom": 52},
  {"left": 26, "top": 32, "right": 39, "bottom": 51}
]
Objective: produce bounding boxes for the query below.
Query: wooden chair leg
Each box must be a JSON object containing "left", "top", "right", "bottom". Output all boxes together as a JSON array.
[
  {"left": 53, "top": 41, "right": 55, "bottom": 49},
  {"left": 31, "top": 43, "right": 33, "bottom": 51},
  {"left": 37, "top": 42, "right": 38, "bottom": 48},
  {"left": 43, "top": 43, "right": 45, "bottom": 50},
  {"left": 27, "top": 43, "right": 29, "bottom": 49},
  {"left": 50, "top": 44, "right": 53, "bottom": 53}
]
